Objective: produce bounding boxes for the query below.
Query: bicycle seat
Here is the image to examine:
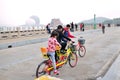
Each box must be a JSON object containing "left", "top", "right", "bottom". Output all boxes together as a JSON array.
[{"left": 40, "top": 47, "right": 49, "bottom": 59}]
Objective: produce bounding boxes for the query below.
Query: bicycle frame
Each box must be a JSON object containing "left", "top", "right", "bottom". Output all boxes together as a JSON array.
[
  {"left": 75, "top": 39, "right": 86, "bottom": 57},
  {"left": 36, "top": 42, "right": 78, "bottom": 77},
  {"left": 75, "top": 41, "right": 83, "bottom": 50},
  {"left": 45, "top": 47, "right": 72, "bottom": 72}
]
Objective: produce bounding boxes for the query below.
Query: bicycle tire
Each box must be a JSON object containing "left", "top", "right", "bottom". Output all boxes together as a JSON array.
[
  {"left": 78, "top": 46, "right": 86, "bottom": 57},
  {"left": 36, "top": 60, "right": 49, "bottom": 78},
  {"left": 68, "top": 52, "right": 78, "bottom": 68}
]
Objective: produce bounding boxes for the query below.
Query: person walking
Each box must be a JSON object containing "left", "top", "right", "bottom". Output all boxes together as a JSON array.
[
  {"left": 71, "top": 22, "right": 74, "bottom": 32},
  {"left": 75, "top": 24, "right": 78, "bottom": 31},
  {"left": 102, "top": 24, "right": 105, "bottom": 34},
  {"left": 80, "top": 23, "right": 83, "bottom": 31},
  {"left": 82, "top": 23, "right": 85, "bottom": 31},
  {"left": 46, "top": 23, "right": 51, "bottom": 34}
]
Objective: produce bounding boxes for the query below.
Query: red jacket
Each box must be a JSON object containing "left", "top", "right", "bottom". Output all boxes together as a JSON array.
[{"left": 64, "top": 27, "right": 75, "bottom": 38}]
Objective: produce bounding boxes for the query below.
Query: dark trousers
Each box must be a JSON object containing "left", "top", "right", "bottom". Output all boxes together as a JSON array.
[
  {"left": 60, "top": 42, "right": 67, "bottom": 50},
  {"left": 55, "top": 42, "right": 67, "bottom": 61},
  {"left": 47, "top": 29, "right": 51, "bottom": 34},
  {"left": 102, "top": 29, "right": 105, "bottom": 34}
]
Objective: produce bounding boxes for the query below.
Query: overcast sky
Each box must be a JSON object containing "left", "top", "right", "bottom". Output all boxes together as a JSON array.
[{"left": 0, "top": 0, "right": 120, "bottom": 26}]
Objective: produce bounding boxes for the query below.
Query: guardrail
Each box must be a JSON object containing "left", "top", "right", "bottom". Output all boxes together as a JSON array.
[{"left": 0, "top": 25, "right": 112, "bottom": 40}]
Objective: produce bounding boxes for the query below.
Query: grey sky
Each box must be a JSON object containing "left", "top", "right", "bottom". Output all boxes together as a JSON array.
[{"left": 0, "top": 0, "right": 120, "bottom": 26}]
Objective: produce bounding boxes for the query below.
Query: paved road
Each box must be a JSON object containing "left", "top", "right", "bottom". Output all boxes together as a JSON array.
[{"left": 0, "top": 27, "right": 120, "bottom": 80}]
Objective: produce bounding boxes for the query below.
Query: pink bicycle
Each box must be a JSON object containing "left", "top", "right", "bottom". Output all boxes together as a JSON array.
[
  {"left": 71, "top": 37, "right": 86, "bottom": 57},
  {"left": 77, "top": 37, "right": 86, "bottom": 57}
]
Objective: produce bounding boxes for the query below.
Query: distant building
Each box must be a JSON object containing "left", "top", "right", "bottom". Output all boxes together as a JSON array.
[
  {"left": 50, "top": 18, "right": 63, "bottom": 29},
  {"left": 113, "top": 18, "right": 120, "bottom": 26}
]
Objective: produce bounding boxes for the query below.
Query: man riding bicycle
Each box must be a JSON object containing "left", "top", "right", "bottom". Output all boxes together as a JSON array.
[{"left": 54, "top": 25, "right": 72, "bottom": 52}]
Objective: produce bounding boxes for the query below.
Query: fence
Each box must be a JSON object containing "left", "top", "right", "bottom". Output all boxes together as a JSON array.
[
  {"left": 0, "top": 26, "right": 46, "bottom": 40},
  {"left": 0, "top": 24, "right": 113, "bottom": 40}
]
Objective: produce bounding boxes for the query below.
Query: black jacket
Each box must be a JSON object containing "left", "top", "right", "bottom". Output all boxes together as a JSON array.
[{"left": 54, "top": 29, "right": 71, "bottom": 43}]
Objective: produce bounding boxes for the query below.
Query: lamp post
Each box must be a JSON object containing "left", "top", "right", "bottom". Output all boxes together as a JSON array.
[{"left": 94, "top": 14, "right": 96, "bottom": 29}]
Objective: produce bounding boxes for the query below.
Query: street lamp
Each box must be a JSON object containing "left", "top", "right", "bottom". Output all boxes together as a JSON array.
[{"left": 94, "top": 14, "right": 96, "bottom": 29}]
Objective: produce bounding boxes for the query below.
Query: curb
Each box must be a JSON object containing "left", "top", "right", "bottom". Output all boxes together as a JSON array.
[
  {"left": 0, "top": 38, "right": 48, "bottom": 50},
  {"left": 87, "top": 50, "right": 120, "bottom": 80}
]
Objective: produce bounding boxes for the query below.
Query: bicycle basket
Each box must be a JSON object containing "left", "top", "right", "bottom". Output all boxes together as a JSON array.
[
  {"left": 40, "top": 47, "right": 48, "bottom": 59},
  {"left": 78, "top": 38, "right": 85, "bottom": 45}
]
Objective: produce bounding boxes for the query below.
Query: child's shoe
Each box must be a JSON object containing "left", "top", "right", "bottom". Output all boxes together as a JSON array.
[{"left": 54, "top": 70, "right": 59, "bottom": 75}]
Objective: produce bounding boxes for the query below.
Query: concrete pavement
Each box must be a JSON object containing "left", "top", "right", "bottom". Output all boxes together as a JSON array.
[{"left": 0, "top": 27, "right": 120, "bottom": 80}]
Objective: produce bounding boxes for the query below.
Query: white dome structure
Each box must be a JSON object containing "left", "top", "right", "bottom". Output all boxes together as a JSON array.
[
  {"left": 25, "top": 18, "right": 36, "bottom": 26},
  {"left": 30, "top": 16, "right": 40, "bottom": 26}
]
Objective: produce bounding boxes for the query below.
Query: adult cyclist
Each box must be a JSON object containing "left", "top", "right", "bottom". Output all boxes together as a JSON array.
[{"left": 54, "top": 25, "right": 71, "bottom": 51}]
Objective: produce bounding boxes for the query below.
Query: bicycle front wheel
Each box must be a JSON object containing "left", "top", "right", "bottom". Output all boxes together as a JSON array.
[
  {"left": 36, "top": 60, "right": 49, "bottom": 78},
  {"left": 68, "top": 52, "right": 78, "bottom": 68},
  {"left": 78, "top": 46, "right": 86, "bottom": 57}
]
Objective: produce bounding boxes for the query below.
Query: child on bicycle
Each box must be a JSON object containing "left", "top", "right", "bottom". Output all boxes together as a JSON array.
[{"left": 47, "top": 30, "right": 61, "bottom": 75}]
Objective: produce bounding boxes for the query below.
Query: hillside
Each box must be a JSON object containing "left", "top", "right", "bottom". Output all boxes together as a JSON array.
[{"left": 80, "top": 17, "right": 111, "bottom": 24}]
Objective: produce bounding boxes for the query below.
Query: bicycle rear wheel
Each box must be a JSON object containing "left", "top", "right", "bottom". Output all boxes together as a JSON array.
[
  {"left": 68, "top": 52, "right": 78, "bottom": 68},
  {"left": 36, "top": 60, "right": 49, "bottom": 78},
  {"left": 78, "top": 46, "right": 86, "bottom": 57}
]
